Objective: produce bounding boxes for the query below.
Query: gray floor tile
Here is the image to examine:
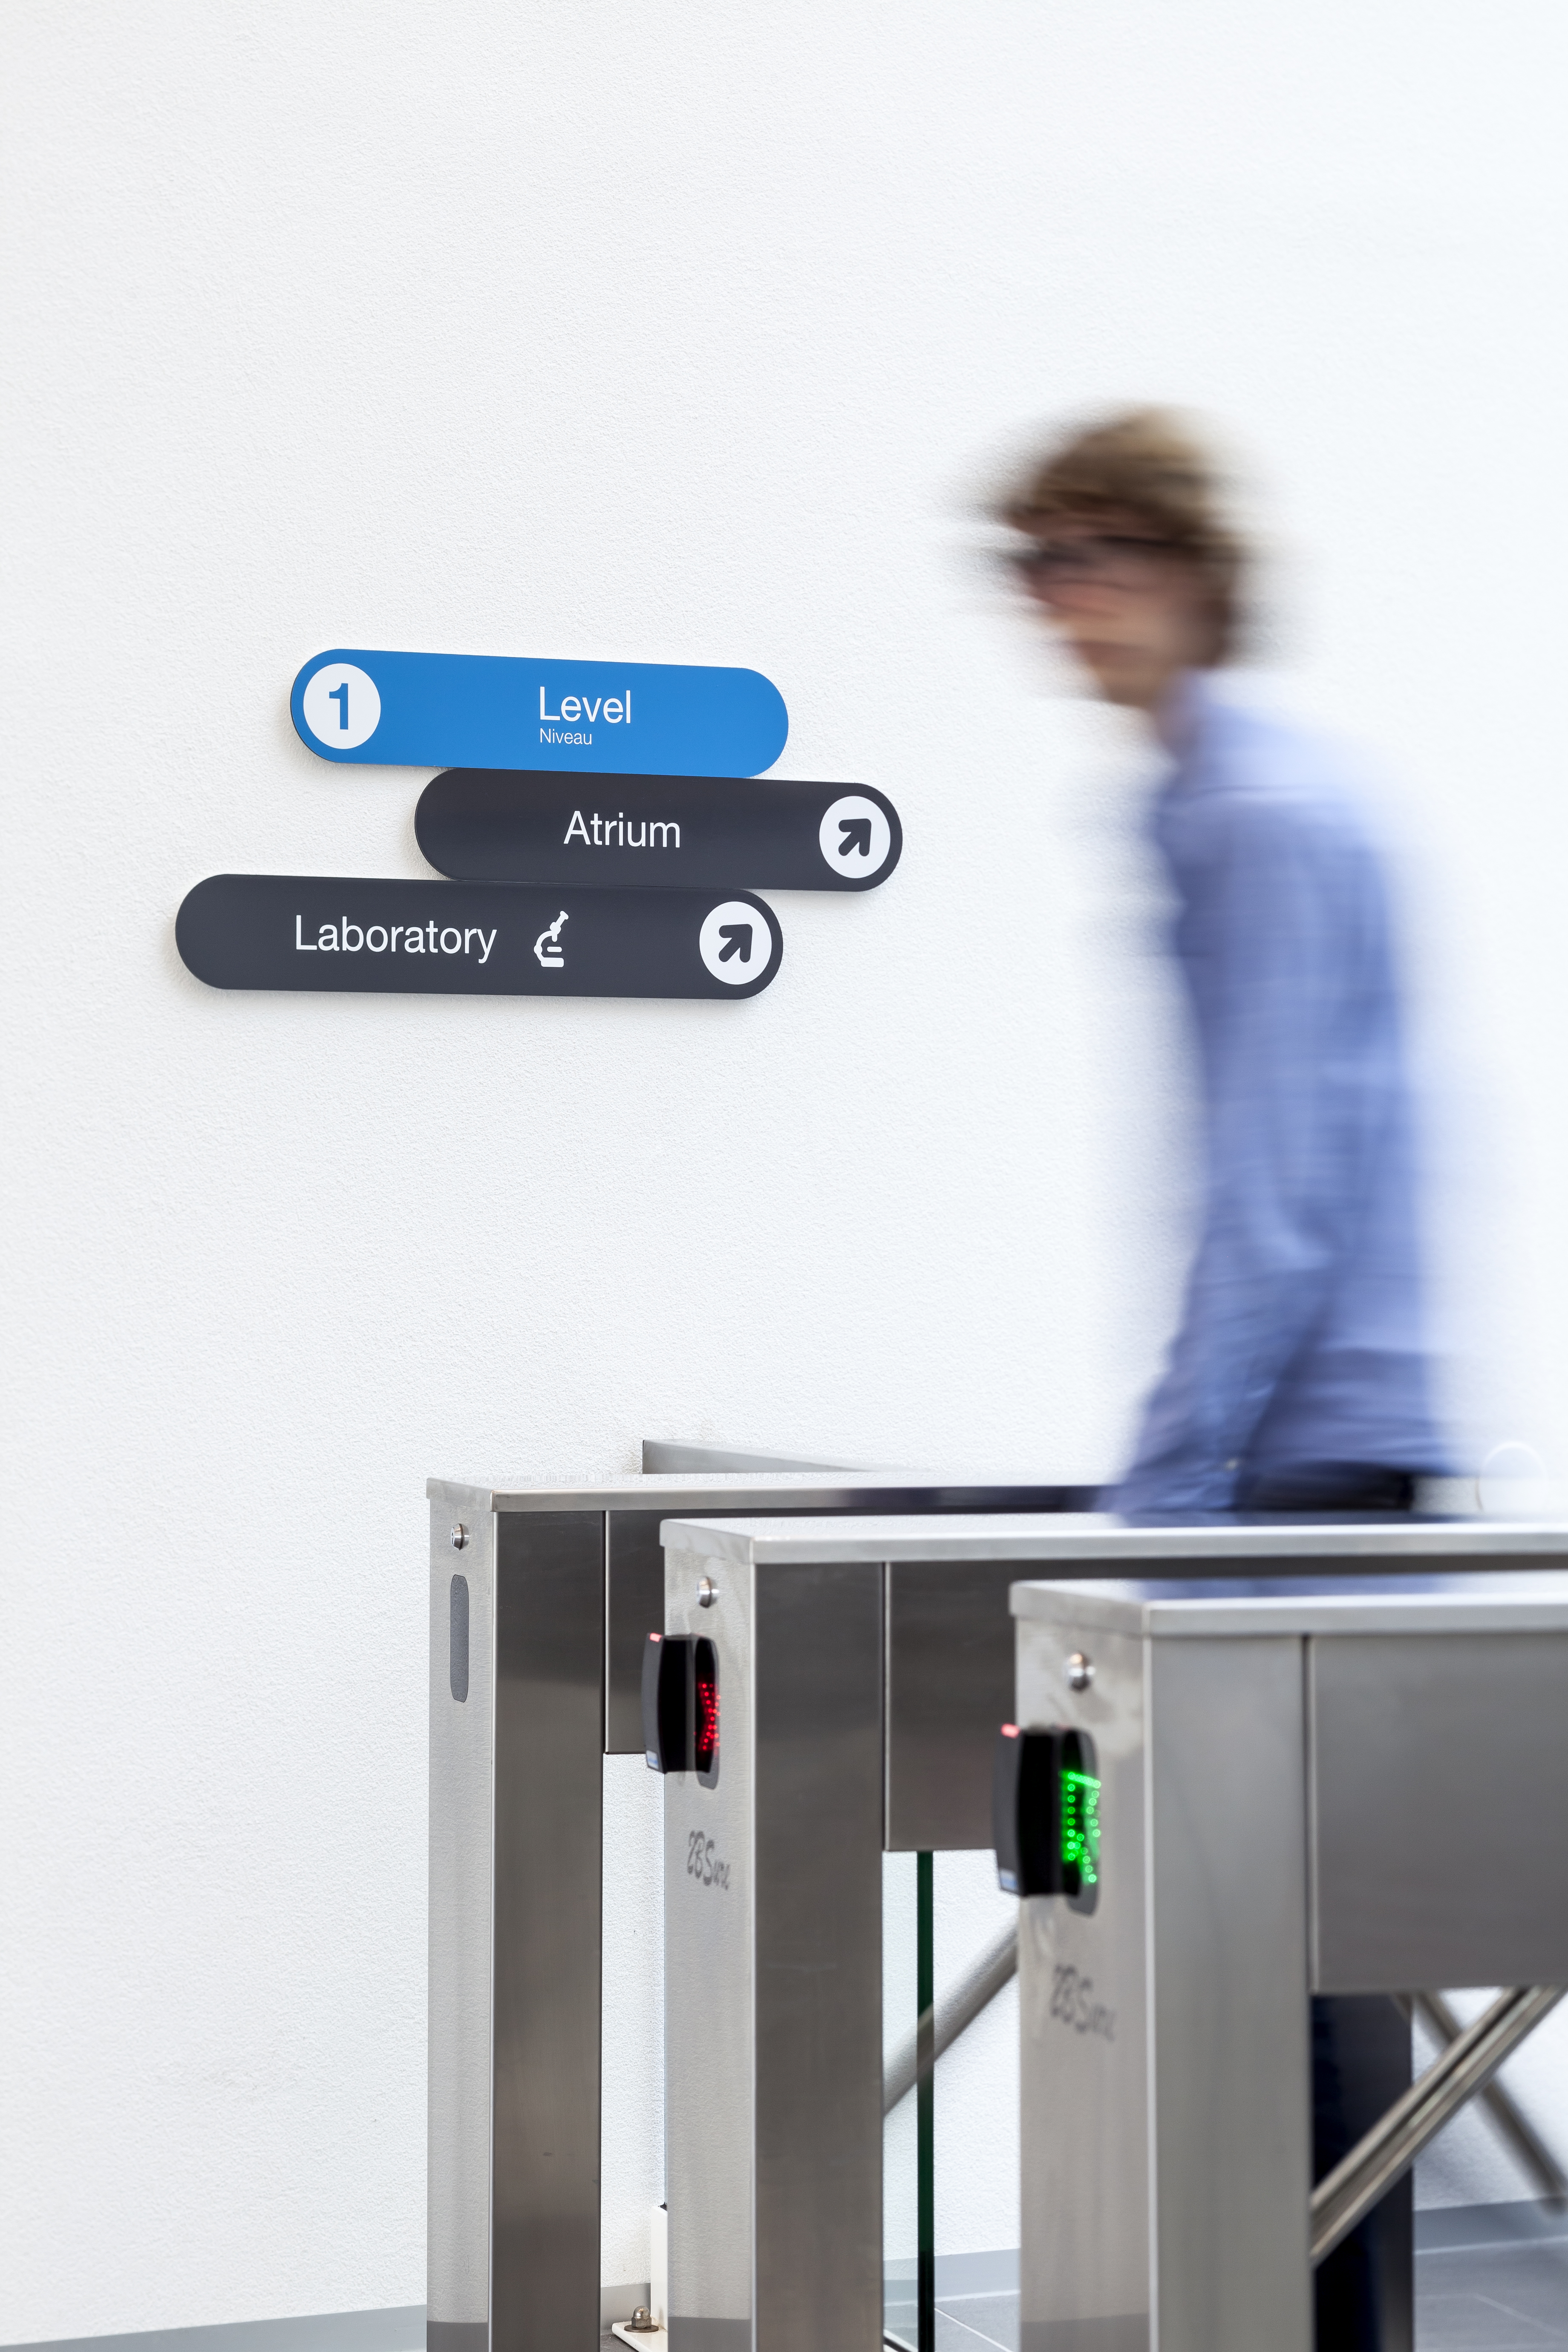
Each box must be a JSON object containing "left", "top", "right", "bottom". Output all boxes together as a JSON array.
[
  {"left": 885, "top": 2232, "right": 1568, "bottom": 2350},
  {"left": 934, "top": 2293, "right": 1018, "bottom": 2352},
  {"left": 1417, "top": 2242, "right": 1568, "bottom": 2348}
]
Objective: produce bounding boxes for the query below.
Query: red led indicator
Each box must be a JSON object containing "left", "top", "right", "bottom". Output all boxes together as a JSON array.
[{"left": 693, "top": 1638, "right": 719, "bottom": 1784}]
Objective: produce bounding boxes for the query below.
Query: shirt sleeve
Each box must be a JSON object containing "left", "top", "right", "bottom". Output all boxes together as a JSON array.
[{"left": 1116, "top": 786, "right": 1393, "bottom": 1514}]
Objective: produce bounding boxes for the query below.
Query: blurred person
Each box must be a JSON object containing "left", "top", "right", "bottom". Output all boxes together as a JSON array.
[
  {"left": 1000, "top": 409, "right": 1447, "bottom": 1521},
  {"left": 1000, "top": 409, "right": 1444, "bottom": 2352}
]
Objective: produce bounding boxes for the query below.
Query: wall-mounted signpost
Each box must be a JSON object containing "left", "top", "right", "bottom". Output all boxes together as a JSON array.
[
  {"left": 291, "top": 650, "right": 789, "bottom": 777},
  {"left": 176, "top": 877, "right": 783, "bottom": 998},
  {"left": 180, "top": 646, "right": 898, "bottom": 1003},
  {"left": 414, "top": 770, "right": 899, "bottom": 892}
]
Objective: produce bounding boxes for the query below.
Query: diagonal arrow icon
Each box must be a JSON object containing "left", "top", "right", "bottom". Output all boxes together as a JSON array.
[
  {"left": 718, "top": 923, "right": 753, "bottom": 963},
  {"left": 838, "top": 817, "right": 873, "bottom": 858}
]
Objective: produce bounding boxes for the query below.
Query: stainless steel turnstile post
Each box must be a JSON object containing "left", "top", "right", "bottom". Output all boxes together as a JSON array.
[
  {"left": 654, "top": 1515, "right": 1568, "bottom": 2352},
  {"left": 425, "top": 1466, "right": 1090, "bottom": 2352},
  {"left": 1010, "top": 1568, "right": 1568, "bottom": 2352}
]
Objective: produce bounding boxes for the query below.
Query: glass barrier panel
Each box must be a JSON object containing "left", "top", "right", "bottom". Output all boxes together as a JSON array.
[
  {"left": 884, "top": 1849, "right": 917, "bottom": 2349},
  {"left": 886, "top": 1848, "right": 1020, "bottom": 2352}
]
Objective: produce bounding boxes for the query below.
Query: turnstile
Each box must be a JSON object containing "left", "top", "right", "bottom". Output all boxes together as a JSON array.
[
  {"left": 1010, "top": 1570, "right": 1568, "bottom": 2352},
  {"left": 654, "top": 1514, "right": 1568, "bottom": 2352},
  {"left": 424, "top": 1459, "right": 1091, "bottom": 2352}
]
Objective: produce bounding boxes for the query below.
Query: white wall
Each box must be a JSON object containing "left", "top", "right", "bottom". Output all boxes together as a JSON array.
[{"left": 7, "top": 1, "right": 1568, "bottom": 2337}]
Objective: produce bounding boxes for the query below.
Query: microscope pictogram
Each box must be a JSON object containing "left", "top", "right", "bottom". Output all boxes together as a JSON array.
[{"left": 534, "top": 910, "right": 569, "bottom": 968}]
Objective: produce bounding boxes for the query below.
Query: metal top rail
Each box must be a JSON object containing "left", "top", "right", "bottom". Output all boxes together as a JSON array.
[
  {"left": 658, "top": 1510, "right": 1568, "bottom": 1564},
  {"left": 640, "top": 1437, "right": 872, "bottom": 1473},
  {"left": 429, "top": 1473, "right": 1095, "bottom": 1515},
  {"left": 1012, "top": 1568, "right": 1568, "bottom": 1634}
]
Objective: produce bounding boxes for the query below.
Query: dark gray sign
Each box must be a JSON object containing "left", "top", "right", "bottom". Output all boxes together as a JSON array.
[
  {"left": 176, "top": 875, "right": 782, "bottom": 998},
  {"left": 414, "top": 769, "right": 900, "bottom": 891}
]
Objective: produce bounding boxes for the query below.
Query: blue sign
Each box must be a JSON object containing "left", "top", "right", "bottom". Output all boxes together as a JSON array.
[{"left": 290, "top": 650, "right": 788, "bottom": 777}]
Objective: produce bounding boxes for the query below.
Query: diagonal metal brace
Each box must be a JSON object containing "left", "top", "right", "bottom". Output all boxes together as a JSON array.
[
  {"left": 1311, "top": 1985, "right": 1565, "bottom": 2268},
  {"left": 1409, "top": 1989, "right": 1568, "bottom": 2208},
  {"left": 884, "top": 1923, "right": 1019, "bottom": 2117}
]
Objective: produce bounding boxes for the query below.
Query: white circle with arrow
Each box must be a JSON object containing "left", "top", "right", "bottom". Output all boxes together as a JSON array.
[
  {"left": 819, "top": 793, "right": 891, "bottom": 879},
  {"left": 699, "top": 899, "right": 769, "bottom": 985}
]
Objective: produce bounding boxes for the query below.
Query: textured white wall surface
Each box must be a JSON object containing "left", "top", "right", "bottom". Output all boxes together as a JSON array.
[{"left": 7, "top": 0, "right": 1568, "bottom": 2338}]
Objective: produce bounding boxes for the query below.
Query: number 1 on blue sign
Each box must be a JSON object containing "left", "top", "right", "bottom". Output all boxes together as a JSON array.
[{"left": 328, "top": 682, "right": 349, "bottom": 731}]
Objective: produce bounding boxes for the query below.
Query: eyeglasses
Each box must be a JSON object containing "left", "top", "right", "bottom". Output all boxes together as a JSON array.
[{"left": 1007, "top": 532, "right": 1177, "bottom": 592}]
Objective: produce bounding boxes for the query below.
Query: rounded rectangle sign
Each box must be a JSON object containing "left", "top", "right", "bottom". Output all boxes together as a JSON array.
[
  {"left": 176, "top": 876, "right": 783, "bottom": 999},
  {"left": 414, "top": 770, "right": 901, "bottom": 892},
  {"left": 291, "top": 650, "right": 788, "bottom": 777}
]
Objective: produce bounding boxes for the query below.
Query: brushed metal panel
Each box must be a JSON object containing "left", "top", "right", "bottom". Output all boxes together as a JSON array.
[
  {"left": 490, "top": 1511, "right": 605, "bottom": 2352},
  {"left": 1016, "top": 1619, "right": 1149, "bottom": 2352},
  {"left": 665, "top": 1543, "right": 757, "bottom": 2350},
  {"left": 663, "top": 1542, "right": 884, "bottom": 2352},
  {"left": 606, "top": 1510, "right": 661, "bottom": 1755},
  {"left": 610, "top": 1488, "right": 1092, "bottom": 1755},
  {"left": 429, "top": 1504, "right": 496, "bottom": 2340},
  {"left": 608, "top": 1507, "right": 847, "bottom": 1756},
  {"left": 609, "top": 1506, "right": 845, "bottom": 1755},
  {"left": 1310, "top": 1632, "right": 1568, "bottom": 1991},
  {"left": 885, "top": 1559, "right": 1019, "bottom": 1850},
  {"left": 1146, "top": 1637, "right": 1310, "bottom": 2352},
  {"left": 753, "top": 1556, "right": 884, "bottom": 2352}
]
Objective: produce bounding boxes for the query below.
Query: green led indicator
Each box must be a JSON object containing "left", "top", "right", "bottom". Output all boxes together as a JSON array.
[{"left": 1061, "top": 1766, "right": 1101, "bottom": 1891}]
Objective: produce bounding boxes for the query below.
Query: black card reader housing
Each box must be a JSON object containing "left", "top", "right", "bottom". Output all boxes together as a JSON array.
[{"left": 994, "top": 1722, "right": 1099, "bottom": 1913}]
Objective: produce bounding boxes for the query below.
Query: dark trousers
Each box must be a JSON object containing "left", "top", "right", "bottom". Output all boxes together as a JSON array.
[
  {"left": 1236, "top": 1464, "right": 1419, "bottom": 1516},
  {"left": 1312, "top": 1996, "right": 1413, "bottom": 2352},
  {"left": 1233, "top": 1467, "right": 1421, "bottom": 2352}
]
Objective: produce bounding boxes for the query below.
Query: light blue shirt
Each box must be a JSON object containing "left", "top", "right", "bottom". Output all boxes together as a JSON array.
[{"left": 1118, "top": 680, "right": 1448, "bottom": 1515}]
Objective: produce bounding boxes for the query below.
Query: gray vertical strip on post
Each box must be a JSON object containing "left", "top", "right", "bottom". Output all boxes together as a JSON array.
[
  {"left": 664, "top": 1543, "right": 756, "bottom": 2352},
  {"left": 884, "top": 1557, "right": 1020, "bottom": 1851},
  {"left": 490, "top": 1510, "right": 605, "bottom": 2352},
  {"left": 605, "top": 1511, "right": 667, "bottom": 1755},
  {"left": 1147, "top": 1636, "right": 1311, "bottom": 2352},
  {"left": 428, "top": 1504, "right": 496, "bottom": 2350},
  {"left": 1017, "top": 1618, "right": 1150, "bottom": 2352},
  {"left": 449, "top": 1576, "right": 470, "bottom": 1704},
  {"left": 1309, "top": 1631, "right": 1568, "bottom": 1990},
  {"left": 753, "top": 1555, "right": 885, "bottom": 2352}
]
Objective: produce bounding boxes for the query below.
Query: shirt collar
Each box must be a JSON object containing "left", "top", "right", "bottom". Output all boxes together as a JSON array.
[{"left": 1157, "top": 670, "right": 1219, "bottom": 794}]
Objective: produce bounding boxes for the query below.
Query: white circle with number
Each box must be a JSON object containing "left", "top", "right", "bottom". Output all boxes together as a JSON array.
[
  {"left": 700, "top": 899, "right": 770, "bottom": 985},
  {"left": 301, "top": 662, "right": 381, "bottom": 750},
  {"left": 819, "top": 793, "right": 891, "bottom": 879}
]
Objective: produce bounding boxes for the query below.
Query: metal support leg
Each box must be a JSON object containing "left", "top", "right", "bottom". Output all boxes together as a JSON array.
[
  {"left": 1312, "top": 1995, "right": 1412, "bottom": 2352},
  {"left": 428, "top": 1501, "right": 605, "bottom": 2352},
  {"left": 663, "top": 1541, "right": 885, "bottom": 2352},
  {"left": 491, "top": 1513, "right": 605, "bottom": 2351}
]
